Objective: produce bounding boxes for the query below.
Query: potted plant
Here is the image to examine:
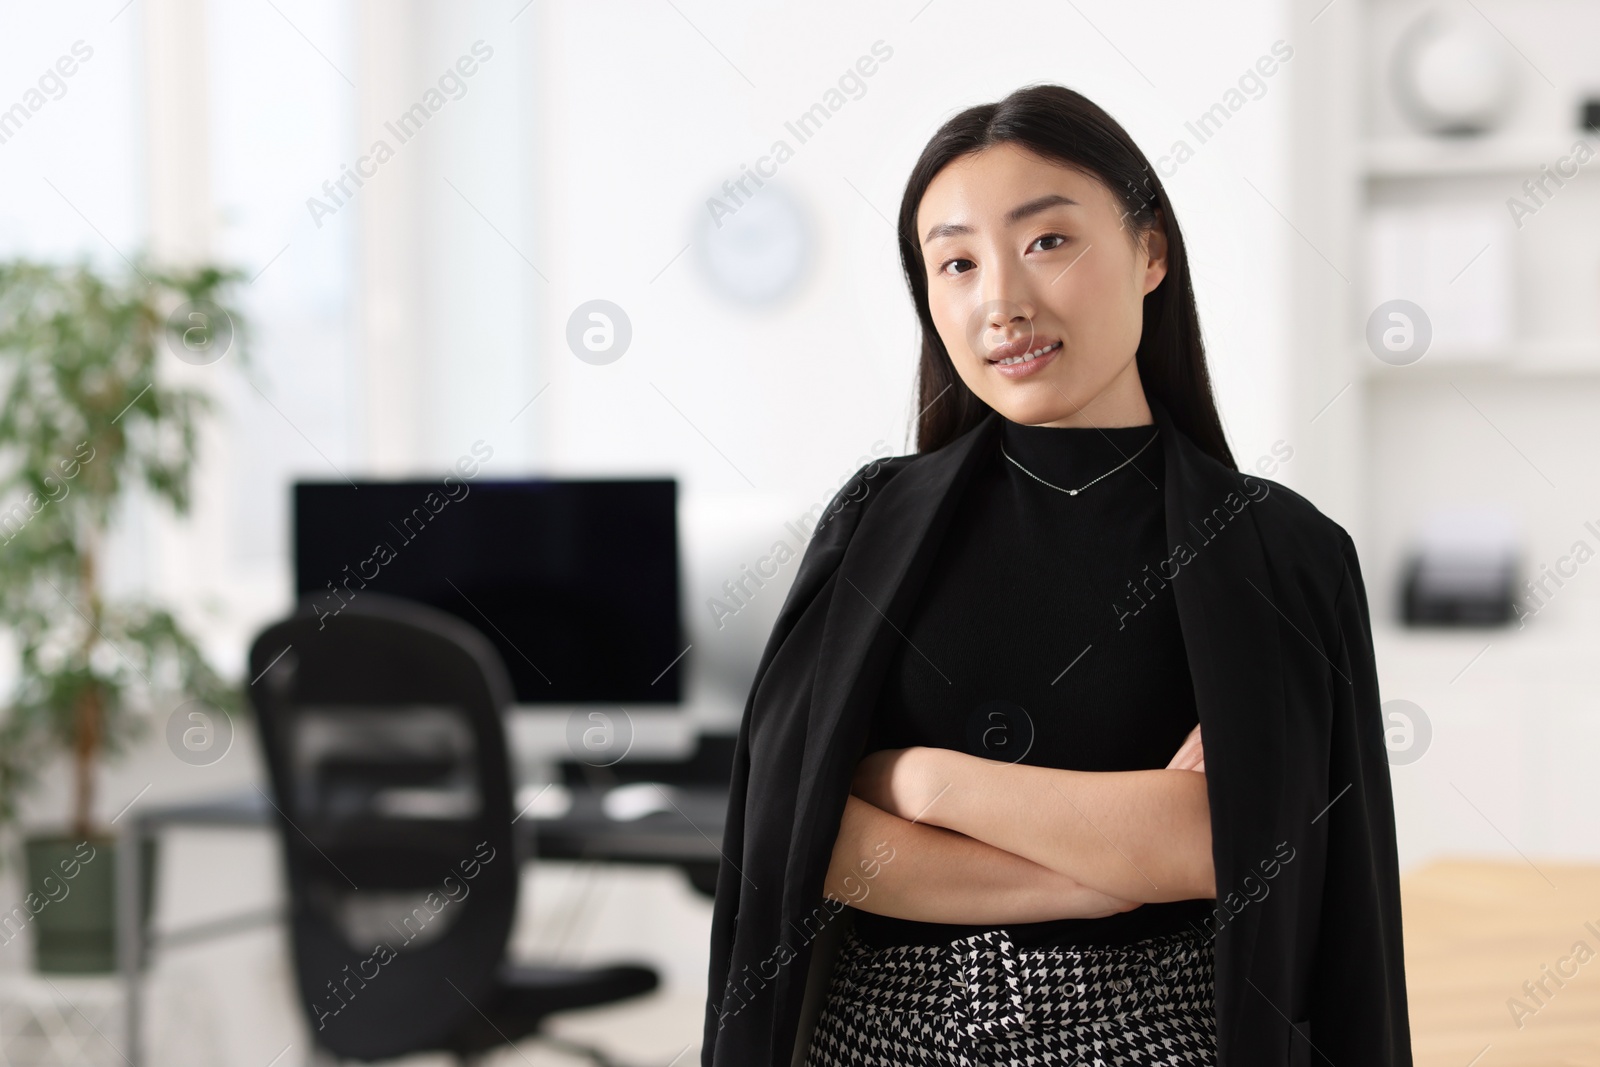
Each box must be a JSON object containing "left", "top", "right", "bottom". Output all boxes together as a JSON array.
[{"left": 0, "top": 257, "right": 246, "bottom": 972}]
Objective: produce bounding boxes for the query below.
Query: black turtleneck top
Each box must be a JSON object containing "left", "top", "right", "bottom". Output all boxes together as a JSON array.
[{"left": 851, "top": 415, "right": 1216, "bottom": 950}]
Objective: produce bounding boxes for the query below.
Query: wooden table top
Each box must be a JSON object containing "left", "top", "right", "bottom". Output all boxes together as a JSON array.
[{"left": 1403, "top": 858, "right": 1600, "bottom": 1066}]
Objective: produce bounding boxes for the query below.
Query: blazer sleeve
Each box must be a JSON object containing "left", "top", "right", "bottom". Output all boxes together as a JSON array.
[
  {"left": 1308, "top": 529, "right": 1414, "bottom": 1064},
  {"left": 701, "top": 457, "right": 897, "bottom": 1066}
]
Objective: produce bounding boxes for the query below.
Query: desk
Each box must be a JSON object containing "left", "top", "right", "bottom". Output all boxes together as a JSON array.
[{"left": 117, "top": 784, "right": 728, "bottom": 1066}]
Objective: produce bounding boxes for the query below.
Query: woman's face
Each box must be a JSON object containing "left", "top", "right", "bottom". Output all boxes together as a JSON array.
[{"left": 916, "top": 142, "right": 1168, "bottom": 428}]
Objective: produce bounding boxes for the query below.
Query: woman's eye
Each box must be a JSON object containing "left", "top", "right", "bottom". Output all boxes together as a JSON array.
[
  {"left": 939, "top": 258, "right": 975, "bottom": 276},
  {"left": 1031, "top": 234, "right": 1068, "bottom": 252}
]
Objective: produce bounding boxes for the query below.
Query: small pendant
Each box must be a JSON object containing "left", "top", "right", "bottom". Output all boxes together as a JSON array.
[{"left": 1068, "top": 489, "right": 1078, "bottom": 495}]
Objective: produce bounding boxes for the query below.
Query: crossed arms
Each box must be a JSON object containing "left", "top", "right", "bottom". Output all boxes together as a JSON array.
[{"left": 821, "top": 724, "right": 1215, "bottom": 923}]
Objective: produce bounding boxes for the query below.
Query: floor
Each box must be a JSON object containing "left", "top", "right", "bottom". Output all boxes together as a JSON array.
[{"left": 0, "top": 837, "right": 714, "bottom": 1067}]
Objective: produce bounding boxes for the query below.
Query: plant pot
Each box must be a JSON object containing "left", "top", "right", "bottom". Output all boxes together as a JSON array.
[{"left": 20, "top": 834, "right": 157, "bottom": 974}]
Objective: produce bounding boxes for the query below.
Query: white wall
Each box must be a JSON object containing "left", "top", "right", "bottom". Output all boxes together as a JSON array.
[{"left": 525, "top": 0, "right": 1294, "bottom": 487}]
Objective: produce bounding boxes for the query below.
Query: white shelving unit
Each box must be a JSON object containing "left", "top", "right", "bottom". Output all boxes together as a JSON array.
[{"left": 1288, "top": 0, "right": 1600, "bottom": 870}]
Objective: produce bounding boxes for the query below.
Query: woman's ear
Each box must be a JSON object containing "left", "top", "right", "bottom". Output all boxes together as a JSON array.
[{"left": 1142, "top": 207, "right": 1170, "bottom": 295}]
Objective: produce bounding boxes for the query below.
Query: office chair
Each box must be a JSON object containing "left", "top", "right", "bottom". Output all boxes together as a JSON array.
[{"left": 247, "top": 593, "right": 659, "bottom": 1066}]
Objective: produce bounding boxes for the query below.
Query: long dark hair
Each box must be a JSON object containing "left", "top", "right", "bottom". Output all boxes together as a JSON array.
[{"left": 898, "top": 84, "right": 1235, "bottom": 469}]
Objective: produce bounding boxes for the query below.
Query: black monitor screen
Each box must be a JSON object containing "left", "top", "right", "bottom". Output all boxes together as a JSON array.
[{"left": 294, "top": 478, "right": 682, "bottom": 704}]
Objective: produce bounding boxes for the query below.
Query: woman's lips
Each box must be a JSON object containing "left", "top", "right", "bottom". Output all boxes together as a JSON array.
[{"left": 988, "top": 339, "right": 1061, "bottom": 379}]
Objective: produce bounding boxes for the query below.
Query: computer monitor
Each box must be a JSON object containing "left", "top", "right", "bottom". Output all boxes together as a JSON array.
[{"left": 293, "top": 478, "right": 683, "bottom": 704}]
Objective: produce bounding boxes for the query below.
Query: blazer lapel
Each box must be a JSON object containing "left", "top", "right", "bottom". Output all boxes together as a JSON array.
[{"left": 1151, "top": 397, "right": 1289, "bottom": 1057}]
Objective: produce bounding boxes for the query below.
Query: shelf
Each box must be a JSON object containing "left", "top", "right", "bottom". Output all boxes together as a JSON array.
[
  {"left": 1363, "top": 134, "right": 1599, "bottom": 179},
  {"left": 1353, "top": 338, "right": 1600, "bottom": 378}
]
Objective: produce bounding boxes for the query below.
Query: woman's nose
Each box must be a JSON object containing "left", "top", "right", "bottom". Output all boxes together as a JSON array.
[
  {"left": 965, "top": 298, "right": 1036, "bottom": 356},
  {"left": 980, "top": 263, "right": 1035, "bottom": 327}
]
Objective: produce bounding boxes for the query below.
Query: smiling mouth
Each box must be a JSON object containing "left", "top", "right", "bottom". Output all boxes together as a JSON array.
[{"left": 990, "top": 339, "right": 1062, "bottom": 366}]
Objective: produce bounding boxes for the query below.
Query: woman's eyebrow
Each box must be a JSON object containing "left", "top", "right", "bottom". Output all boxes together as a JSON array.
[{"left": 922, "top": 194, "right": 1080, "bottom": 244}]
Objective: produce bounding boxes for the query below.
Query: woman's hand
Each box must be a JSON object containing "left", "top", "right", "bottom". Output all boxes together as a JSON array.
[{"left": 1166, "top": 723, "right": 1205, "bottom": 773}]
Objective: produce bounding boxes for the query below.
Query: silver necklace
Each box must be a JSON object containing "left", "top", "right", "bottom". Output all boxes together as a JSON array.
[{"left": 1000, "top": 428, "right": 1159, "bottom": 496}]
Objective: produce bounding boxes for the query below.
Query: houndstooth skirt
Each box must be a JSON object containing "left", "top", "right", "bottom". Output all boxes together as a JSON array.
[{"left": 803, "top": 925, "right": 1217, "bottom": 1067}]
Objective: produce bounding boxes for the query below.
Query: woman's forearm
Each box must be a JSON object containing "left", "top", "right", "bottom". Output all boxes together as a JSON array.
[
  {"left": 822, "top": 794, "right": 1140, "bottom": 924},
  {"left": 897, "top": 750, "right": 1216, "bottom": 903}
]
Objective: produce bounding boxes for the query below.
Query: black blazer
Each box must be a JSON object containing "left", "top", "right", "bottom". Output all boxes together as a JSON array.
[{"left": 702, "top": 397, "right": 1413, "bottom": 1067}]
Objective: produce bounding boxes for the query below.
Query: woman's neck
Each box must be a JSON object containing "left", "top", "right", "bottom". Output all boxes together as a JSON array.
[{"left": 1028, "top": 361, "right": 1152, "bottom": 429}]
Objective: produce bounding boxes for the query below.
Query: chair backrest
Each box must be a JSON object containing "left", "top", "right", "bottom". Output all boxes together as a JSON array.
[{"left": 247, "top": 593, "right": 519, "bottom": 1060}]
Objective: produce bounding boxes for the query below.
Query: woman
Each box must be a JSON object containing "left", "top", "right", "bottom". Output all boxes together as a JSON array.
[{"left": 702, "top": 85, "right": 1411, "bottom": 1067}]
